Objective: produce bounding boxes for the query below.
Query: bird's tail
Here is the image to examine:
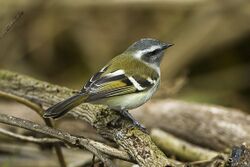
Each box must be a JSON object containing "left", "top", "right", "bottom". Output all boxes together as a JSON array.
[{"left": 43, "top": 93, "right": 87, "bottom": 119}]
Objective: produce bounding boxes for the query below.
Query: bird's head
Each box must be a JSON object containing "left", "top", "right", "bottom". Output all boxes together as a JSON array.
[{"left": 126, "top": 38, "right": 173, "bottom": 67}]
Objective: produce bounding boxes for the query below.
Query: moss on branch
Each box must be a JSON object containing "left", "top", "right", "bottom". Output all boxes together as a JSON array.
[{"left": 0, "top": 70, "right": 173, "bottom": 167}]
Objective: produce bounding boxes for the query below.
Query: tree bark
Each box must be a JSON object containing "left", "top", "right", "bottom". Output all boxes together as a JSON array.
[
  {"left": 132, "top": 99, "right": 250, "bottom": 151},
  {"left": 0, "top": 70, "right": 174, "bottom": 167}
]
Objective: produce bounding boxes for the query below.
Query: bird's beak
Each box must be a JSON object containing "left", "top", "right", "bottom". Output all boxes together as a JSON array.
[{"left": 162, "top": 43, "right": 174, "bottom": 50}]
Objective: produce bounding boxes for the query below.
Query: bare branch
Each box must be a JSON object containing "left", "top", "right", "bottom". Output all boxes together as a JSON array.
[
  {"left": 0, "top": 127, "right": 60, "bottom": 143},
  {"left": 0, "top": 11, "right": 24, "bottom": 39},
  {"left": 151, "top": 129, "right": 222, "bottom": 161},
  {"left": 0, "top": 90, "right": 66, "bottom": 167},
  {"left": 0, "top": 91, "right": 43, "bottom": 115},
  {"left": 0, "top": 113, "right": 133, "bottom": 165},
  {"left": 0, "top": 70, "right": 174, "bottom": 167},
  {"left": 44, "top": 118, "right": 67, "bottom": 167},
  {"left": 0, "top": 143, "right": 95, "bottom": 167},
  {"left": 87, "top": 140, "right": 133, "bottom": 162},
  {"left": 1, "top": 70, "right": 250, "bottom": 166},
  {"left": 0, "top": 113, "right": 114, "bottom": 167},
  {"left": 132, "top": 99, "right": 250, "bottom": 151}
]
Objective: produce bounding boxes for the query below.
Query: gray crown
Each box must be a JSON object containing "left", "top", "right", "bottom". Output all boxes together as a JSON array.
[
  {"left": 126, "top": 38, "right": 172, "bottom": 52},
  {"left": 126, "top": 38, "right": 173, "bottom": 67}
]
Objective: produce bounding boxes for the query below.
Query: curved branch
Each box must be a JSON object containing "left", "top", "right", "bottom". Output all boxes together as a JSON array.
[
  {"left": 0, "top": 113, "right": 133, "bottom": 162},
  {"left": 2, "top": 70, "right": 250, "bottom": 167},
  {"left": 132, "top": 99, "right": 250, "bottom": 151},
  {"left": 0, "top": 89, "right": 66, "bottom": 167},
  {"left": 0, "top": 128, "right": 61, "bottom": 143},
  {"left": 0, "top": 113, "right": 126, "bottom": 166},
  {"left": 151, "top": 129, "right": 222, "bottom": 161},
  {"left": 0, "top": 91, "right": 43, "bottom": 116},
  {"left": 0, "top": 70, "right": 174, "bottom": 167}
]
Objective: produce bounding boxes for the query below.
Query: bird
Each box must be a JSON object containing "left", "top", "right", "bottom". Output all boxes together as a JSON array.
[{"left": 43, "top": 38, "right": 173, "bottom": 132}]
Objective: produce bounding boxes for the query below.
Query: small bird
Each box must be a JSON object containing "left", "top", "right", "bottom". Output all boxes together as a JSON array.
[{"left": 43, "top": 38, "right": 173, "bottom": 131}]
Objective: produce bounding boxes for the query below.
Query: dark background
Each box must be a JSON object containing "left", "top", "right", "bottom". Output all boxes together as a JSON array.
[{"left": 1, "top": 0, "right": 250, "bottom": 112}]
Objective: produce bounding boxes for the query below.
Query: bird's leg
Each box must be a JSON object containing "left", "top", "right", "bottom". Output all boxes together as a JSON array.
[{"left": 117, "top": 109, "right": 148, "bottom": 133}]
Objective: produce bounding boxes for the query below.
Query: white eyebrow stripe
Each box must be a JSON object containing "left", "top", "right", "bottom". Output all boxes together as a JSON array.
[
  {"left": 134, "top": 45, "right": 161, "bottom": 59},
  {"left": 128, "top": 76, "right": 145, "bottom": 91}
]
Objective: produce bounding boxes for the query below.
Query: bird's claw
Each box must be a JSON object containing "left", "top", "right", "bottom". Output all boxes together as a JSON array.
[
  {"left": 132, "top": 120, "right": 149, "bottom": 134},
  {"left": 117, "top": 109, "right": 149, "bottom": 134}
]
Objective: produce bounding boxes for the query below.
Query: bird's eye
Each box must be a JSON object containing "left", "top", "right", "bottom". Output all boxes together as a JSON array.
[
  {"left": 144, "top": 52, "right": 152, "bottom": 57},
  {"left": 151, "top": 49, "right": 161, "bottom": 55},
  {"left": 143, "top": 49, "right": 161, "bottom": 58}
]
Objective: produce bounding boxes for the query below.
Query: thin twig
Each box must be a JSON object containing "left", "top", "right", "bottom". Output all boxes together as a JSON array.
[
  {"left": 45, "top": 118, "right": 67, "bottom": 167},
  {"left": 0, "top": 91, "right": 43, "bottom": 115},
  {"left": 0, "top": 109, "right": 131, "bottom": 162},
  {"left": 0, "top": 128, "right": 60, "bottom": 143},
  {"left": 87, "top": 140, "right": 132, "bottom": 162},
  {"left": 92, "top": 155, "right": 96, "bottom": 167},
  {"left": 0, "top": 113, "right": 133, "bottom": 166},
  {"left": 0, "top": 90, "right": 67, "bottom": 167},
  {"left": 0, "top": 11, "right": 24, "bottom": 39}
]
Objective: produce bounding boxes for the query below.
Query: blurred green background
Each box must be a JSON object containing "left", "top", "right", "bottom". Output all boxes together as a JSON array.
[{"left": 1, "top": 0, "right": 250, "bottom": 112}]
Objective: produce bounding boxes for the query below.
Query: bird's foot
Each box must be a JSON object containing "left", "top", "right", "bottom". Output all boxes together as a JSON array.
[
  {"left": 117, "top": 109, "right": 148, "bottom": 134},
  {"left": 132, "top": 121, "right": 148, "bottom": 134}
]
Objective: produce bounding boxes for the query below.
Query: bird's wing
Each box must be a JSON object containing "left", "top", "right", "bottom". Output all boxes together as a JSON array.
[{"left": 82, "top": 69, "right": 155, "bottom": 102}]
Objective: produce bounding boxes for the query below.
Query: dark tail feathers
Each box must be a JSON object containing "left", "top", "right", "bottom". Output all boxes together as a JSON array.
[{"left": 43, "top": 93, "right": 86, "bottom": 119}]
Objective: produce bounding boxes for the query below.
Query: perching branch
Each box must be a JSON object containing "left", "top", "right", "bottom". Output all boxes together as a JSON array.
[
  {"left": 2, "top": 70, "right": 250, "bottom": 166},
  {"left": 0, "top": 70, "right": 173, "bottom": 167}
]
